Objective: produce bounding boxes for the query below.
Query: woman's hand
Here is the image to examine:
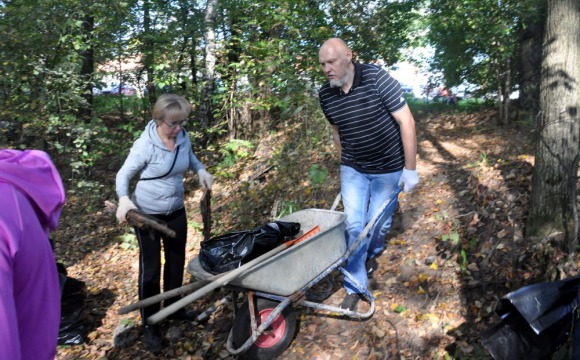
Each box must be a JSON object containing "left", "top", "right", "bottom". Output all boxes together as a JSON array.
[
  {"left": 197, "top": 169, "right": 214, "bottom": 190},
  {"left": 116, "top": 195, "right": 137, "bottom": 223}
]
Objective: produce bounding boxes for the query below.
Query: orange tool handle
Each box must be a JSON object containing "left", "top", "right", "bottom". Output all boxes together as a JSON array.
[{"left": 284, "top": 225, "right": 321, "bottom": 247}]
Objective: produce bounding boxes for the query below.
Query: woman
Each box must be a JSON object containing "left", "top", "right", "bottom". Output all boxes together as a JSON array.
[
  {"left": 0, "top": 149, "right": 65, "bottom": 360},
  {"left": 115, "top": 94, "right": 213, "bottom": 348}
]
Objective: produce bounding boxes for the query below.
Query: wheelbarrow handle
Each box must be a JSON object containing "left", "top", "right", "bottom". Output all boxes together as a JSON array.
[
  {"left": 343, "top": 187, "right": 401, "bottom": 261},
  {"left": 117, "top": 273, "right": 224, "bottom": 315},
  {"left": 146, "top": 225, "right": 321, "bottom": 325}
]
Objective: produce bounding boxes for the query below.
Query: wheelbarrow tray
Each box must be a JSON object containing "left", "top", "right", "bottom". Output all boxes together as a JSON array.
[{"left": 188, "top": 209, "right": 347, "bottom": 296}]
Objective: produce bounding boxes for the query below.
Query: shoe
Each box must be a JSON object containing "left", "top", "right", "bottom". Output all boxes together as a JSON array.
[
  {"left": 167, "top": 308, "right": 197, "bottom": 321},
  {"left": 143, "top": 325, "right": 163, "bottom": 349},
  {"left": 366, "top": 256, "right": 378, "bottom": 275},
  {"left": 339, "top": 293, "right": 363, "bottom": 311},
  {"left": 368, "top": 277, "right": 379, "bottom": 291}
]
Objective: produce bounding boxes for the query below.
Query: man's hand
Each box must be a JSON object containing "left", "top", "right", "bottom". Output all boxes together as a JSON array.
[
  {"left": 116, "top": 195, "right": 137, "bottom": 223},
  {"left": 398, "top": 168, "right": 419, "bottom": 192},
  {"left": 198, "top": 169, "right": 214, "bottom": 190}
]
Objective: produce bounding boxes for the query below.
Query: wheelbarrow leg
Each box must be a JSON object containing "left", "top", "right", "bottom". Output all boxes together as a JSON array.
[{"left": 248, "top": 292, "right": 258, "bottom": 340}]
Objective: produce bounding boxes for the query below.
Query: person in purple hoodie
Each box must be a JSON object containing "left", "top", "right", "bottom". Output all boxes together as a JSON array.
[{"left": 0, "top": 149, "right": 65, "bottom": 360}]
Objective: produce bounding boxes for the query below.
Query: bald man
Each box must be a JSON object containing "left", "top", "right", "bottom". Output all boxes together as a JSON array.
[{"left": 318, "top": 38, "right": 419, "bottom": 311}]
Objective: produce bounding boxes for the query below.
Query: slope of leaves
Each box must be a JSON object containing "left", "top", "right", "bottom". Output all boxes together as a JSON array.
[{"left": 53, "top": 105, "right": 580, "bottom": 360}]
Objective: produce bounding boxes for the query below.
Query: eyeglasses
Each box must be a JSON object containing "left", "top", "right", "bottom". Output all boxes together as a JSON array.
[{"left": 163, "top": 119, "right": 188, "bottom": 129}]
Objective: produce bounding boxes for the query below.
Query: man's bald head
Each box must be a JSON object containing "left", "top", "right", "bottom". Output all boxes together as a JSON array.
[
  {"left": 319, "top": 38, "right": 351, "bottom": 56},
  {"left": 318, "top": 38, "right": 354, "bottom": 91}
]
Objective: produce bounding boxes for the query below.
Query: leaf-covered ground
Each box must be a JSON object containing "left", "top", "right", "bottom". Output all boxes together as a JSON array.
[{"left": 53, "top": 107, "right": 580, "bottom": 359}]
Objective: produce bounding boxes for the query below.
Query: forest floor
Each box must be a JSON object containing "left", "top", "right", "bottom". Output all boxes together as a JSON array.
[{"left": 53, "top": 105, "right": 580, "bottom": 360}]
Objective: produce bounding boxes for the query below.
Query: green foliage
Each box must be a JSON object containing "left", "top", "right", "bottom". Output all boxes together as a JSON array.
[
  {"left": 206, "top": 0, "right": 421, "bottom": 139},
  {"left": 324, "top": 0, "right": 422, "bottom": 64},
  {"left": 45, "top": 114, "right": 116, "bottom": 209},
  {"left": 120, "top": 318, "right": 137, "bottom": 327},
  {"left": 93, "top": 95, "right": 147, "bottom": 119},
  {"left": 2, "top": 0, "right": 534, "bottom": 221},
  {"left": 470, "top": 236, "right": 478, "bottom": 251},
  {"left": 276, "top": 199, "right": 300, "bottom": 219},
  {"left": 214, "top": 139, "right": 255, "bottom": 178},
  {"left": 407, "top": 97, "right": 494, "bottom": 116},
  {"left": 394, "top": 305, "right": 407, "bottom": 313},
  {"left": 188, "top": 220, "right": 203, "bottom": 233},
  {"left": 307, "top": 164, "right": 329, "bottom": 184},
  {"left": 427, "top": 0, "right": 542, "bottom": 97},
  {"left": 118, "top": 232, "right": 138, "bottom": 251},
  {"left": 480, "top": 152, "right": 489, "bottom": 167},
  {"left": 460, "top": 249, "right": 468, "bottom": 272},
  {"left": 441, "top": 230, "right": 460, "bottom": 244},
  {"left": 435, "top": 210, "right": 460, "bottom": 244}
]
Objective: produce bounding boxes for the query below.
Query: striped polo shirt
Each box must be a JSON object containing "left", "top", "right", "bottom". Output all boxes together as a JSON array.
[{"left": 319, "top": 63, "right": 407, "bottom": 174}]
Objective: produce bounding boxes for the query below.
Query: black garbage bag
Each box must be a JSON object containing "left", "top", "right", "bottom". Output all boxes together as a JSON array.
[
  {"left": 57, "top": 263, "right": 88, "bottom": 345},
  {"left": 481, "top": 276, "right": 580, "bottom": 359},
  {"left": 199, "top": 221, "right": 301, "bottom": 274},
  {"left": 481, "top": 309, "right": 572, "bottom": 359}
]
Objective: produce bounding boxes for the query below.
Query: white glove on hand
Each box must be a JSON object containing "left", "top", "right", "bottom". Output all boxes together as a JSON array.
[
  {"left": 197, "top": 169, "right": 214, "bottom": 190},
  {"left": 116, "top": 195, "right": 137, "bottom": 223},
  {"left": 398, "top": 168, "right": 419, "bottom": 192}
]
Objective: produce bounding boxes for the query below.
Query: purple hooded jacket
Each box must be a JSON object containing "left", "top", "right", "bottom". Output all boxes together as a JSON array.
[{"left": 0, "top": 149, "right": 65, "bottom": 360}]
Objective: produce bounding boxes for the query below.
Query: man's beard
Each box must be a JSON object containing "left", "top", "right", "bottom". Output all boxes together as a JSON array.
[{"left": 329, "top": 68, "right": 352, "bottom": 88}]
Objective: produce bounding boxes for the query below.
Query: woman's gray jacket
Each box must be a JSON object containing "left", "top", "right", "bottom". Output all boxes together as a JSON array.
[{"left": 116, "top": 120, "right": 204, "bottom": 215}]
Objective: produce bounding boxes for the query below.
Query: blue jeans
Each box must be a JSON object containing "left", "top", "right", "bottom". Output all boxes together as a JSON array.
[{"left": 341, "top": 165, "right": 401, "bottom": 294}]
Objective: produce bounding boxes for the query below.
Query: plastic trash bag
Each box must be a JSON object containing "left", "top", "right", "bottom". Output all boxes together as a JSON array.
[
  {"left": 481, "top": 310, "right": 572, "bottom": 359},
  {"left": 199, "top": 221, "right": 301, "bottom": 274},
  {"left": 481, "top": 276, "right": 580, "bottom": 359},
  {"left": 57, "top": 263, "right": 88, "bottom": 345}
]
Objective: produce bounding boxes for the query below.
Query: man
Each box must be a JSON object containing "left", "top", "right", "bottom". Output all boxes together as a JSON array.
[
  {"left": 318, "top": 38, "right": 419, "bottom": 311},
  {"left": 0, "top": 149, "right": 65, "bottom": 359}
]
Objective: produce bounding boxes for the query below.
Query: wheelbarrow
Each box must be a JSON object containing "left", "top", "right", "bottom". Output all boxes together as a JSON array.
[{"left": 118, "top": 188, "right": 401, "bottom": 359}]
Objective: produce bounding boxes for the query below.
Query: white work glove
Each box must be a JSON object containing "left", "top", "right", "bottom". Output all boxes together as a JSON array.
[
  {"left": 116, "top": 195, "right": 137, "bottom": 223},
  {"left": 197, "top": 169, "right": 214, "bottom": 190},
  {"left": 398, "top": 168, "right": 419, "bottom": 192}
]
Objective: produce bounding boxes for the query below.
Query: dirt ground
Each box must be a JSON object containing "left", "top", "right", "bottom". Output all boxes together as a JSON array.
[{"left": 53, "top": 107, "right": 572, "bottom": 360}]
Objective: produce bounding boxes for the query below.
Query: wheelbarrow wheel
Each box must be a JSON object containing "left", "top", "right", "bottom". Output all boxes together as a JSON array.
[{"left": 232, "top": 297, "right": 298, "bottom": 359}]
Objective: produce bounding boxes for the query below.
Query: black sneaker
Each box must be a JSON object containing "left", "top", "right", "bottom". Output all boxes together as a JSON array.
[
  {"left": 339, "top": 293, "right": 363, "bottom": 311},
  {"left": 143, "top": 325, "right": 163, "bottom": 349},
  {"left": 167, "top": 308, "right": 197, "bottom": 321},
  {"left": 366, "top": 256, "right": 378, "bottom": 275}
]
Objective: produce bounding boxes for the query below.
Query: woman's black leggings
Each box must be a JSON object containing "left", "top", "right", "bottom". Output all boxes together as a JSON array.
[{"left": 134, "top": 207, "right": 187, "bottom": 322}]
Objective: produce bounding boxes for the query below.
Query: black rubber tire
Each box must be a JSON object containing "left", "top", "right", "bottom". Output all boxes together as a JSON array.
[{"left": 232, "top": 297, "right": 298, "bottom": 360}]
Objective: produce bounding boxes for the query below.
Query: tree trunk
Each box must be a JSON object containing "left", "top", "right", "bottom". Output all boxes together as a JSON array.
[
  {"left": 527, "top": 0, "right": 580, "bottom": 252},
  {"left": 518, "top": 12, "right": 544, "bottom": 119},
  {"left": 502, "top": 59, "right": 511, "bottom": 126},
  {"left": 224, "top": 13, "right": 242, "bottom": 140},
  {"left": 79, "top": 13, "right": 94, "bottom": 122},
  {"left": 177, "top": 0, "right": 194, "bottom": 91},
  {"left": 143, "top": 0, "right": 156, "bottom": 106},
  {"left": 190, "top": 36, "right": 197, "bottom": 85},
  {"left": 198, "top": 0, "right": 218, "bottom": 136}
]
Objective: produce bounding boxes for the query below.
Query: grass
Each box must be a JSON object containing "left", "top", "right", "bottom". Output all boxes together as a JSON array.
[{"left": 407, "top": 97, "right": 495, "bottom": 114}]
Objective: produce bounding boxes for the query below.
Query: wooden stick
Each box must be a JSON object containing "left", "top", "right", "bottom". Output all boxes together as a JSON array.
[
  {"left": 200, "top": 189, "right": 212, "bottom": 241},
  {"left": 104, "top": 200, "right": 176, "bottom": 238}
]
